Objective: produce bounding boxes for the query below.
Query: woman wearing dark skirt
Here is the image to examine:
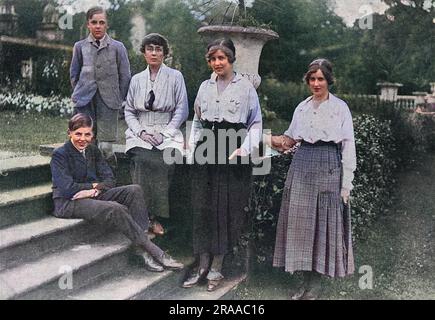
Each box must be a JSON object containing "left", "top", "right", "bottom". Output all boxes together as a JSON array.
[
  {"left": 124, "top": 33, "right": 188, "bottom": 235},
  {"left": 270, "top": 59, "right": 356, "bottom": 300},
  {"left": 183, "top": 39, "right": 262, "bottom": 291}
]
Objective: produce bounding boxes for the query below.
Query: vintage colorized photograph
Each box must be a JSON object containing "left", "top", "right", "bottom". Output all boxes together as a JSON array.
[{"left": 0, "top": 0, "right": 434, "bottom": 301}]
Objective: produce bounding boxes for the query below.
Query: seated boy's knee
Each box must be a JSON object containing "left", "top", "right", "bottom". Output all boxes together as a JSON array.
[{"left": 128, "top": 184, "right": 143, "bottom": 195}]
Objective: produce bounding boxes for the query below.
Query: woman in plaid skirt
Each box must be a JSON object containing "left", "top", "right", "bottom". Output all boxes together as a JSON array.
[{"left": 269, "top": 58, "right": 356, "bottom": 300}]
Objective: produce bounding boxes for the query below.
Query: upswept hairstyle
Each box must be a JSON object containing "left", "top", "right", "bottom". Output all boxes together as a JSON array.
[
  {"left": 303, "top": 58, "right": 334, "bottom": 85},
  {"left": 140, "top": 33, "right": 170, "bottom": 56},
  {"left": 206, "top": 38, "right": 236, "bottom": 63},
  {"left": 68, "top": 113, "right": 93, "bottom": 132}
]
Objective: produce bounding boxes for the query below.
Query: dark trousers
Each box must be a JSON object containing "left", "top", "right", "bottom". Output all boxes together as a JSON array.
[{"left": 53, "top": 185, "right": 163, "bottom": 258}]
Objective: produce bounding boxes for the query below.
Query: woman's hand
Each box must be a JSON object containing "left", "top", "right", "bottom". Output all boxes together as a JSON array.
[
  {"left": 267, "top": 135, "right": 296, "bottom": 153},
  {"left": 341, "top": 188, "right": 350, "bottom": 204},
  {"left": 72, "top": 189, "right": 99, "bottom": 200},
  {"left": 228, "top": 148, "right": 249, "bottom": 160},
  {"left": 140, "top": 131, "right": 163, "bottom": 146}
]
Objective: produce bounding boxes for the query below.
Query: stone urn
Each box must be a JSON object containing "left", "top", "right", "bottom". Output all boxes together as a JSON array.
[
  {"left": 377, "top": 82, "right": 403, "bottom": 102},
  {"left": 198, "top": 25, "right": 279, "bottom": 89}
]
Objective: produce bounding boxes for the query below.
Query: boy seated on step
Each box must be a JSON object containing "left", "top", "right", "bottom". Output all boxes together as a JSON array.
[{"left": 50, "top": 113, "right": 183, "bottom": 272}]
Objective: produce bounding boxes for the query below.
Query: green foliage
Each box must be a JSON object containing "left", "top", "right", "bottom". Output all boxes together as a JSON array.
[
  {"left": 249, "top": 0, "right": 348, "bottom": 83},
  {"left": 14, "top": 0, "right": 45, "bottom": 38},
  {"left": 351, "top": 114, "right": 397, "bottom": 239},
  {"left": 258, "top": 78, "right": 309, "bottom": 121},
  {"left": 146, "top": 0, "right": 210, "bottom": 111}
]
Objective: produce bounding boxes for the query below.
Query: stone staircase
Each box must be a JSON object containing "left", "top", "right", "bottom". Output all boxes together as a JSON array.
[{"left": 0, "top": 149, "right": 246, "bottom": 300}]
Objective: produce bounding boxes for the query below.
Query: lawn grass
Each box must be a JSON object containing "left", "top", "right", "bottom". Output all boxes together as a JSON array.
[
  {"left": 234, "top": 152, "right": 435, "bottom": 300},
  {"left": 0, "top": 111, "right": 68, "bottom": 154},
  {"left": 0, "top": 111, "right": 129, "bottom": 155}
]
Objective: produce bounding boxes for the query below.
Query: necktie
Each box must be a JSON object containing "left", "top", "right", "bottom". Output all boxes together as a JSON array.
[{"left": 96, "top": 40, "right": 100, "bottom": 48}]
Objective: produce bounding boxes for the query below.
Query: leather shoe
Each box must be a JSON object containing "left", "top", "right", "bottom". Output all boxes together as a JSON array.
[
  {"left": 157, "top": 253, "right": 184, "bottom": 270},
  {"left": 206, "top": 270, "right": 224, "bottom": 292},
  {"left": 138, "top": 251, "right": 164, "bottom": 272},
  {"left": 182, "top": 268, "right": 208, "bottom": 288},
  {"left": 207, "top": 278, "right": 223, "bottom": 292}
]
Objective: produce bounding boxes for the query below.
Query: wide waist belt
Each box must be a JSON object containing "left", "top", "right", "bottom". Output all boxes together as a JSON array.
[
  {"left": 301, "top": 140, "right": 341, "bottom": 147},
  {"left": 200, "top": 120, "right": 247, "bottom": 131},
  {"left": 139, "top": 111, "right": 171, "bottom": 127}
]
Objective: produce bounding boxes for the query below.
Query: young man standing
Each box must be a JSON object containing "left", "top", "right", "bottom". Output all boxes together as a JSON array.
[{"left": 70, "top": 6, "right": 131, "bottom": 164}]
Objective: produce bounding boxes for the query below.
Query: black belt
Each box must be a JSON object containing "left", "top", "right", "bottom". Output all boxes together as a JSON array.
[
  {"left": 200, "top": 120, "right": 247, "bottom": 131},
  {"left": 301, "top": 140, "right": 340, "bottom": 147}
]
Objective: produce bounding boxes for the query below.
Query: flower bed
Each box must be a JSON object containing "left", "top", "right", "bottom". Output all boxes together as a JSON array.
[{"left": 0, "top": 90, "right": 73, "bottom": 117}]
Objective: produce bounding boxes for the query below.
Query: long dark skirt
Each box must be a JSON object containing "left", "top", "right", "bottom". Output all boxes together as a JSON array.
[
  {"left": 273, "top": 141, "right": 354, "bottom": 278},
  {"left": 191, "top": 121, "right": 252, "bottom": 255},
  {"left": 128, "top": 147, "right": 179, "bottom": 218}
]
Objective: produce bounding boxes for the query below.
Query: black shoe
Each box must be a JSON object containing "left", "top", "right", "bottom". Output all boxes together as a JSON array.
[
  {"left": 138, "top": 251, "right": 164, "bottom": 272},
  {"left": 182, "top": 268, "right": 208, "bottom": 288},
  {"left": 157, "top": 253, "right": 184, "bottom": 270}
]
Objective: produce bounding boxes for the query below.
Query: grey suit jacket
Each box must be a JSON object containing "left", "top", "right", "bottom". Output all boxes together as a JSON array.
[{"left": 70, "top": 34, "right": 131, "bottom": 110}]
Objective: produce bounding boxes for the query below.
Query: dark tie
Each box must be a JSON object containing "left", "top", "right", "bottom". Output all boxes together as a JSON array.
[
  {"left": 95, "top": 40, "right": 100, "bottom": 48},
  {"left": 146, "top": 90, "right": 155, "bottom": 111}
]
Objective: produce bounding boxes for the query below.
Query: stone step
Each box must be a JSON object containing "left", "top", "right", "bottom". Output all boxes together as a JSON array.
[
  {"left": 163, "top": 274, "right": 247, "bottom": 300},
  {"left": 0, "top": 155, "right": 51, "bottom": 191},
  {"left": 0, "top": 216, "right": 104, "bottom": 271},
  {"left": 0, "top": 232, "right": 131, "bottom": 300},
  {"left": 67, "top": 256, "right": 194, "bottom": 300},
  {"left": 0, "top": 183, "right": 53, "bottom": 228},
  {"left": 40, "top": 143, "right": 128, "bottom": 159}
]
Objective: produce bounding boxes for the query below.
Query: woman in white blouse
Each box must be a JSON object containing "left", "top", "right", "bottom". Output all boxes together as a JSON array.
[
  {"left": 183, "top": 39, "right": 262, "bottom": 292},
  {"left": 270, "top": 58, "right": 356, "bottom": 300},
  {"left": 124, "top": 33, "right": 189, "bottom": 235}
]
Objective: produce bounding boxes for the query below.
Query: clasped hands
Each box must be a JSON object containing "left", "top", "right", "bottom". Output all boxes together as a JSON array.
[
  {"left": 72, "top": 183, "right": 101, "bottom": 200},
  {"left": 140, "top": 130, "right": 164, "bottom": 147}
]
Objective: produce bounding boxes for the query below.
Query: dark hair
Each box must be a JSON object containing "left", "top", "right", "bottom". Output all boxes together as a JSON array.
[
  {"left": 86, "top": 6, "right": 106, "bottom": 21},
  {"left": 206, "top": 38, "right": 236, "bottom": 63},
  {"left": 68, "top": 113, "right": 93, "bottom": 132},
  {"left": 303, "top": 58, "right": 334, "bottom": 85},
  {"left": 140, "top": 33, "right": 170, "bottom": 56}
]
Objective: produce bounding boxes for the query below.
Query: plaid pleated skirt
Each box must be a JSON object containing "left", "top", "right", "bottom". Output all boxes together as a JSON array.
[{"left": 273, "top": 141, "right": 354, "bottom": 278}]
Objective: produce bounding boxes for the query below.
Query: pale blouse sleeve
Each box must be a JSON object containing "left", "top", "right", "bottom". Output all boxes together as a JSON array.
[
  {"left": 341, "top": 105, "right": 357, "bottom": 191},
  {"left": 124, "top": 77, "right": 142, "bottom": 137},
  {"left": 240, "top": 86, "right": 263, "bottom": 154},
  {"left": 283, "top": 103, "right": 302, "bottom": 139}
]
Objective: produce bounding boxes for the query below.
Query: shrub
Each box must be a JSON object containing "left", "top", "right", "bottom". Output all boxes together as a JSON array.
[
  {"left": 351, "top": 114, "right": 397, "bottom": 239},
  {"left": 258, "top": 78, "right": 309, "bottom": 121}
]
